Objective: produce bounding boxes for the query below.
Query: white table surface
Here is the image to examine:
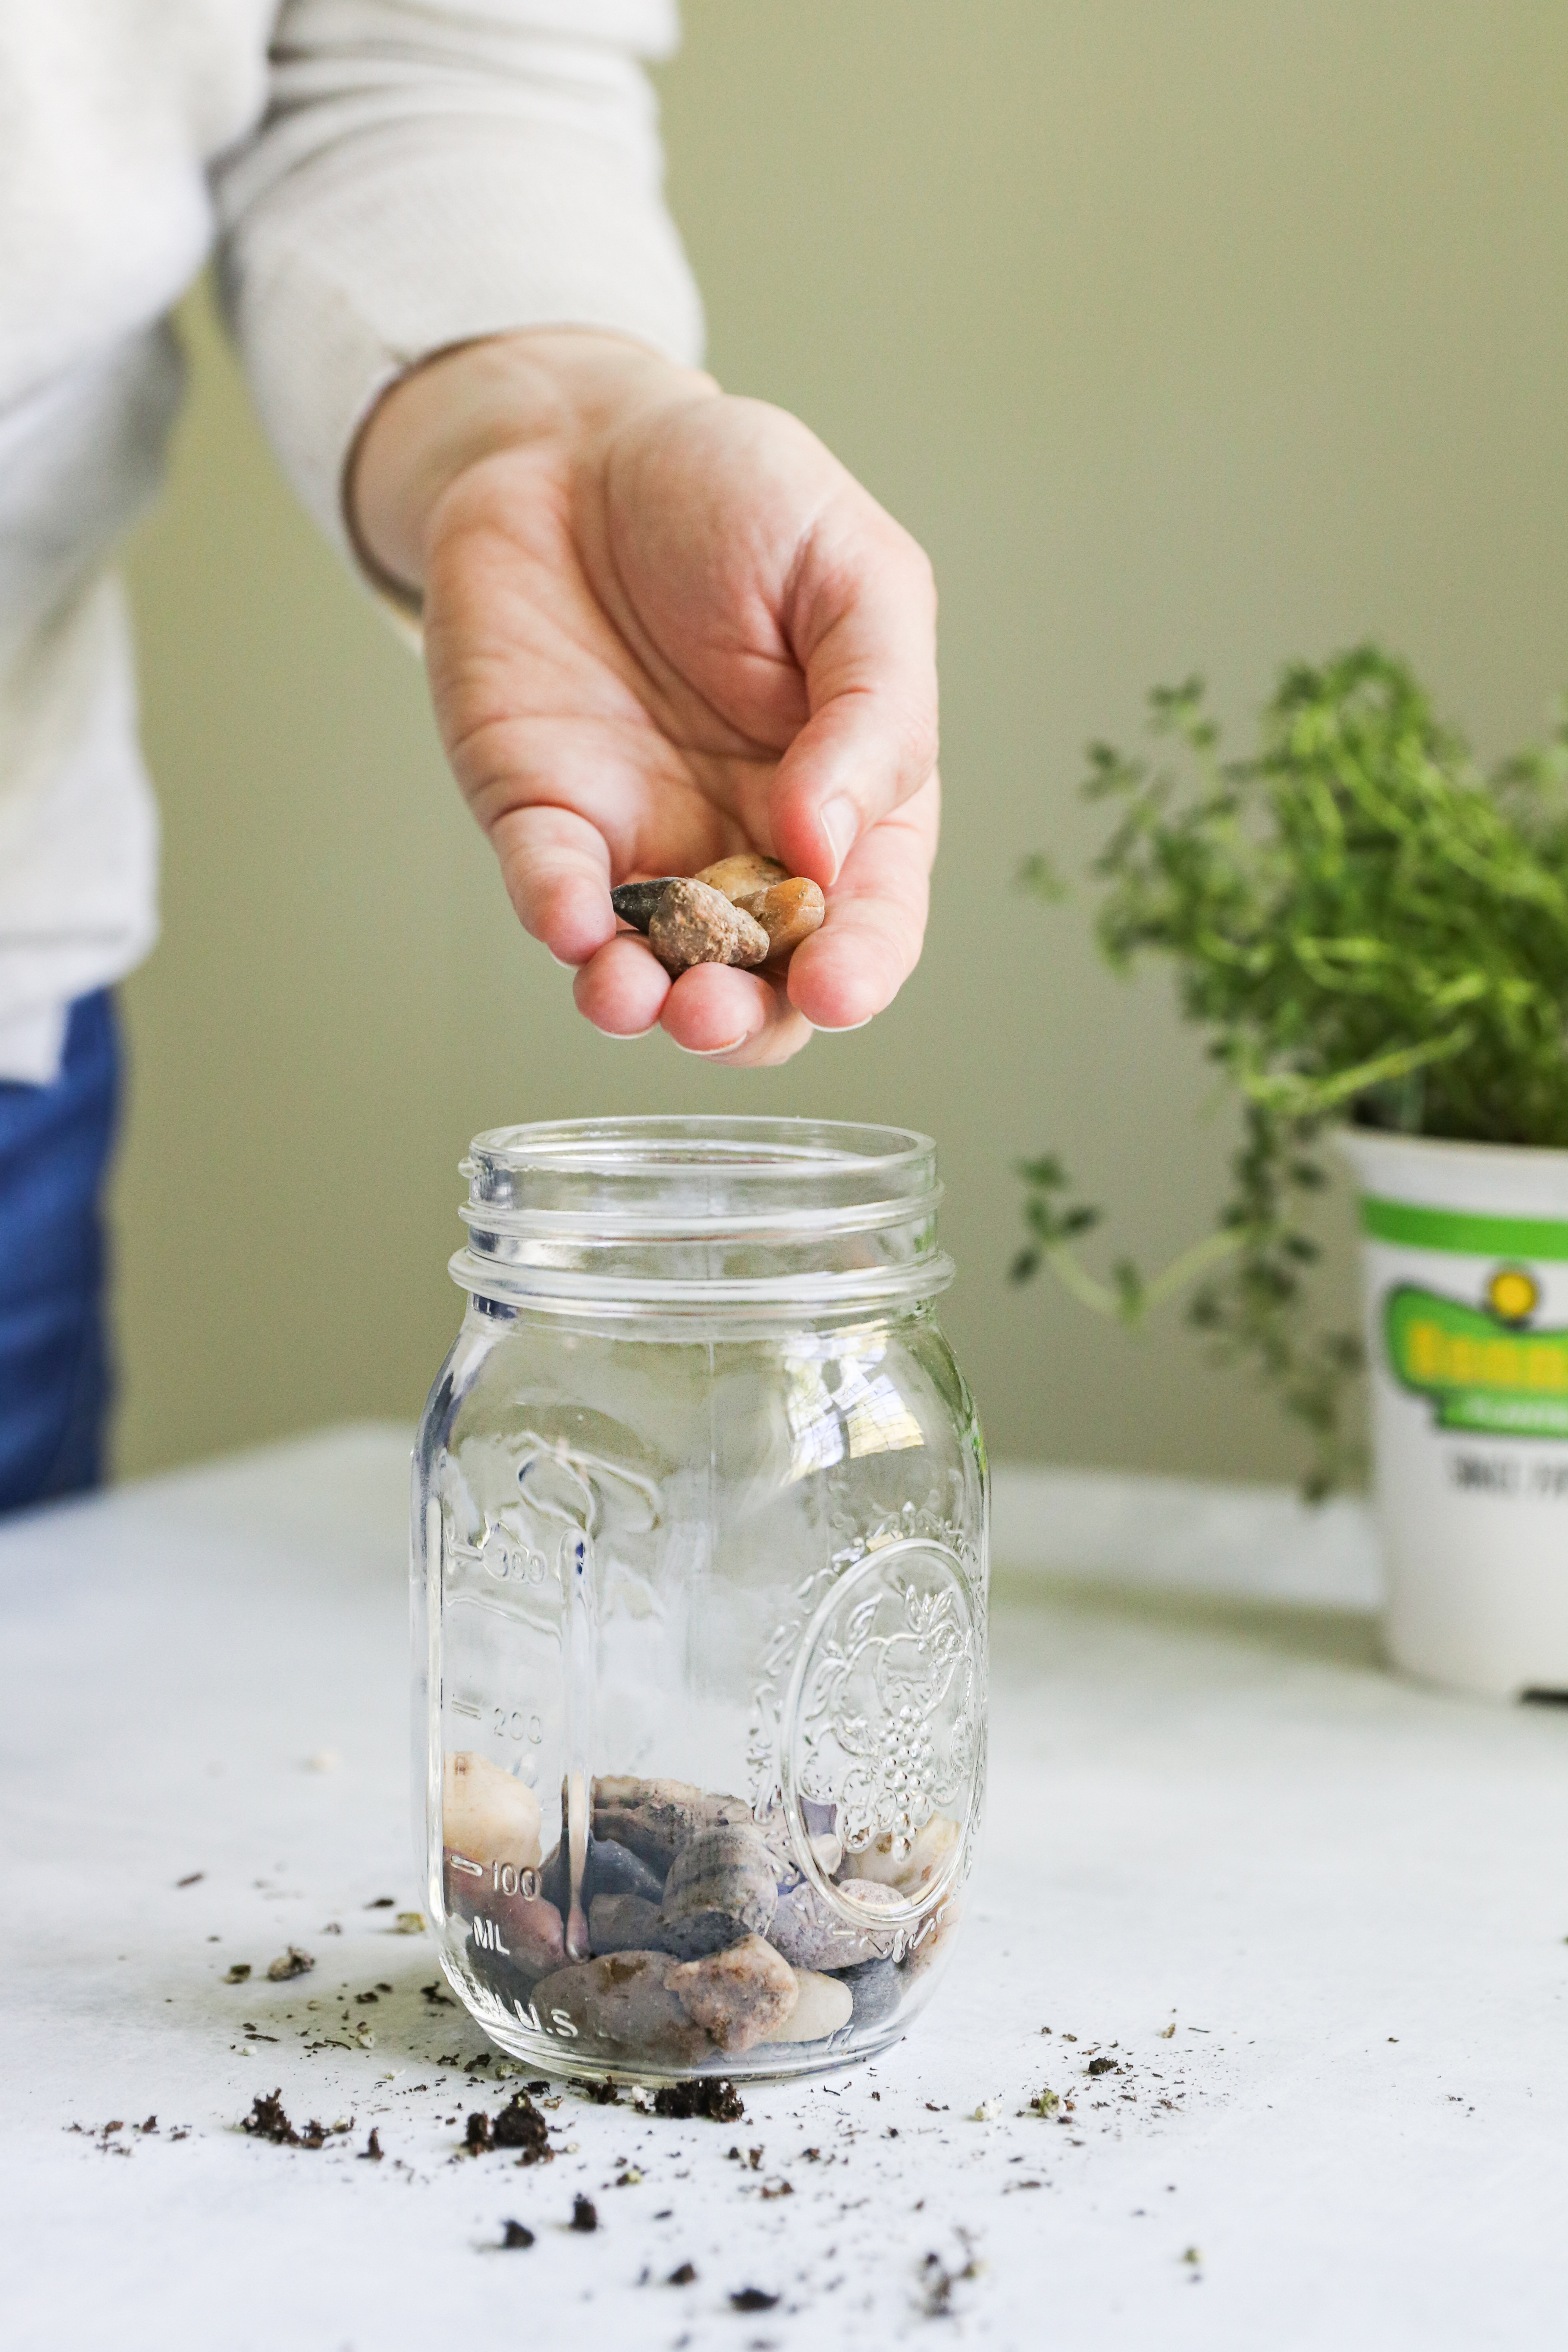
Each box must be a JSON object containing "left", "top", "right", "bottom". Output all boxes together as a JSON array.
[{"left": 3, "top": 1426, "right": 1565, "bottom": 2351}]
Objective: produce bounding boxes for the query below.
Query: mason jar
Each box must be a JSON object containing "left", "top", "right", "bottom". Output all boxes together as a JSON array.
[{"left": 412, "top": 1116, "right": 987, "bottom": 2082}]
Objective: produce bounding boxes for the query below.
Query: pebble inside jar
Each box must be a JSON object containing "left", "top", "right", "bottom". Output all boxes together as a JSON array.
[{"left": 413, "top": 1116, "right": 988, "bottom": 2081}]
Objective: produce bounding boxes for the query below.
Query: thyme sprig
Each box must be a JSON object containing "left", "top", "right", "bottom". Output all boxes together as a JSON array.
[{"left": 1015, "top": 645, "right": 1568, "bottom": 1495}]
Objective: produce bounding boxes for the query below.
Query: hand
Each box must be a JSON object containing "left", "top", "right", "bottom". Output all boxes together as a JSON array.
[{"left": 349, "top": 332, "right": 938, "bottom": 1065}]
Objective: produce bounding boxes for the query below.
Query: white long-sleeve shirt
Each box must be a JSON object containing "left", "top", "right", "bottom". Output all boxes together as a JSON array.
[{"left": 0, "top": 0, "right": 702, "bottom": 1081}]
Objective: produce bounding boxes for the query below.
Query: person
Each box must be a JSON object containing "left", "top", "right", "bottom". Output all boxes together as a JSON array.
[{"left": 0, "top": 1, "right": 940, "bottom": 1515}]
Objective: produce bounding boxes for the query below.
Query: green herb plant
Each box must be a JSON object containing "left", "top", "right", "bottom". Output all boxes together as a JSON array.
[{"left": 1015, "top": 644, "right": 1568, "bottom": 1496}]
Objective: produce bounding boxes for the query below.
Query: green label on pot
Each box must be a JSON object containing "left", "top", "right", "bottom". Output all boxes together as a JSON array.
[
  {"left": 1362, "top": 1195, "right": 1568, "bottom": 1259},
  {"left": 1385, "top": 1278, "right": 1568, "bottom": 1436}
]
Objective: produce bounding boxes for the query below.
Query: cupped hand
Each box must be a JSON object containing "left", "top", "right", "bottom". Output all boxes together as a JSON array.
[{"left": 350, "top": 333, "right": 938, "bottom": 1065}]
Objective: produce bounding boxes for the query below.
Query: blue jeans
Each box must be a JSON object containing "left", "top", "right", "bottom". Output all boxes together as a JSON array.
[{"left": 0, "top": 991, "right": 118, "bottom": 1515}]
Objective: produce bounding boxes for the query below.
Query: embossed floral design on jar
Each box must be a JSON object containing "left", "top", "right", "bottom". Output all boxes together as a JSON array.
[{"left": 413, "top": 1118, "right": 987, "bottom": 2081}]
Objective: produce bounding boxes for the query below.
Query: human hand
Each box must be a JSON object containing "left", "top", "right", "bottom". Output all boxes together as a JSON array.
[{"left": 349, "top": 332, "right": 938, "bottom": 1065}]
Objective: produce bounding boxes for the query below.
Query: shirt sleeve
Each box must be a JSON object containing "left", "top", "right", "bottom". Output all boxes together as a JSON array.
[{"left": 212, "top": 0, "right": 704, "bottom": 564}]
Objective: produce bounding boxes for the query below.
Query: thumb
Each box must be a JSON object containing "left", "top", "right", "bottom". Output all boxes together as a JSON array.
[{"left": 764, "top": 488, "right": 938, "bottom": 887}]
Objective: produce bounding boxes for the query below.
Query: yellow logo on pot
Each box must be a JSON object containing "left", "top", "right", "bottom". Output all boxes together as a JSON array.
[{"left": 1386, "top": 1275, "right": 1568, "bottom": 1436}]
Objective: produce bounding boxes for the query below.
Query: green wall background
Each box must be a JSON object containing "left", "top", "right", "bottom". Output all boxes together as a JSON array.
[{"left": 115, "top": 0, "right": 1568, "bottom": 1483}]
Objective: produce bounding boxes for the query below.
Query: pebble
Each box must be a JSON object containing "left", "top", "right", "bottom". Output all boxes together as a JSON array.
[
  {"left": 443, "top": 1752, "right": 542, "bottom": 1874},
  {"left": 492, "top": 1892, "right": 566, "bottom": 1978},
  {"left": 838, "top": 1956, "right": 901, "bottom": 2029},
  {"left": 588, "top": 1892, "right": 664, "bottom": 1955},
  {"left": 840, "top": 1812, "right": 959, "bottom": 1898},
  {"left": 697, "top": 855, "right": 825, "bottom": 963},
  {"left": 757, "top": 1967, "right": 853, "bottom": 2044},
  {"left": 608, "top": 857, "right": 825, "bottom": 975},
  {"left": 694, "top": 853, "right": 787, "bottom": 900},
  {"left": 741, "top": 876, "right": 826, "bottom": 961},
  {"left": 609, "top": 878, "right": 681, "bottom": 933},
  {"left": 657, "top": 1826, "right": 779, "bottom": 1960},
  {"left": 665, "top": 1936, "right": 797, "bottom": 2053},
  {"left": 539, "top": 1831, "right": 665, "bottom": 1916},
  {"left": 531, "top": 1952, "right": 712, "bottom": 2069},
  {"left": 768, "top": 1876, "right": 903, "bottom": 1971},
  {"left": 647, "top": 880, "right": 769, "bottom": 977},
  {"left": 593, "top": 1778, "right": 772, "bottom": 1877}
]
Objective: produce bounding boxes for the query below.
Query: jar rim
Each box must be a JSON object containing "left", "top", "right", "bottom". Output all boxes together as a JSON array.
[
  {"left": 452, "top": 1115, "right": 952, "bottom": 1314},
  {"left": 466, "top": 1114, "right": 936, "bottom": 1182}
]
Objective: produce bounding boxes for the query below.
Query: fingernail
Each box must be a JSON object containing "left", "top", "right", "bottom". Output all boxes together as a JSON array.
[
  {"left": 675, "top": 1033, "right": 751, "bottom": 1057},
  {"left": 596, "top": 1022, "right": 661, "bottom": 1041},
  {"left": 820, "top": 796, "right": 858, "bottom": 882},
  {"left": 804, "top": 1014, "right": 874, "bottom": 1033}
]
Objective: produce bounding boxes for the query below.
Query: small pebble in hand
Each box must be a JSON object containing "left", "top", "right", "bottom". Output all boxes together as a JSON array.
[{"left": 610, "top": 853, "right": 825, "bottom": 978}]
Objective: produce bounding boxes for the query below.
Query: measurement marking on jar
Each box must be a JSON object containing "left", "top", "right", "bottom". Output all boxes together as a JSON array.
[
  {"left": 471, "top": 1915, "right": 510, "bottom": 1956},
  {"left": 448, "top": 1853, "right": 484, "bottom": 1878},
  {"left": 450, "top": 1699, "right": 482, "bottom": 1720},
  {"left": 491, "top": 1863, "right": 540, "bottom": 1900},
  {"left": 490, "top": 1705, "right": 535, "bottom": 1743}
]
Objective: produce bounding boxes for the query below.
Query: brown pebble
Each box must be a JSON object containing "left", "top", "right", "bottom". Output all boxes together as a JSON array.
[
  {"left": 740, "top": 876, "right": 825, "bottom": 961},
  {"left": 666, "top": 1935, "right": 798, "bottom": 2053},
  {"left": 695, "top": 853, "right": 787, "bottom": 902},
  {"left": 647, "top": 880, "right": 769, "bottom": 976}
]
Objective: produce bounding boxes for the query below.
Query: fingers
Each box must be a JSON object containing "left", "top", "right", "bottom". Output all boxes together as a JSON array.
[
  {"left": 487, "top": 802, "right": 617, "bottom": 965},
  {"left": 572, "top": 936, "right": 814, "bottom": 1063},
  {"left": 785, "top": 776, "right": 940, "bottom": 1031},
  {"left": 765, "top": 485, "right": 939, "bottom": 889},
  {"left": 571, "top": 933, "right": 670, "bottom": 1036}
]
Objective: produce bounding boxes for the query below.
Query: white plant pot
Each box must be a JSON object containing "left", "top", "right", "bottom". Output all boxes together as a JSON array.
[{"left": 1338, "top": 1126, "right": 1568, "bottom": 1698}]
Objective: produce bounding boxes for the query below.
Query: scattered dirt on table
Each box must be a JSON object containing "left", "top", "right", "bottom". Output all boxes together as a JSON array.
[
  {"left": 501, "top": 2220, "right": 535, "bottom": 2249},
  {"left": 919, "top": 2239, "right": 980, "bottom": 2318},
  {"left": 241, "top": 2090, "right": 335, "bottom": 2148},
  {"left": 730, "top": 2287, "right": 780, "bottom": 2312},
  {"left": 653, "top": 2078, "right": 745, "bottom": 2123},
  {"left": 464, "top": 2092, "right": 552, "bottom": 2164},
  {"left": 570, "top": 2194, "right": 599, "bottom": 2232},
  {"left": 667, "top": 2262, "right": 697, "bottom": 2285}
]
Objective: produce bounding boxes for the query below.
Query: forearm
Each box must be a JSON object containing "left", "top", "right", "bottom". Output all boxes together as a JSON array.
[{"left": 348, "top": 331, "right": 718, "bottom": 599}]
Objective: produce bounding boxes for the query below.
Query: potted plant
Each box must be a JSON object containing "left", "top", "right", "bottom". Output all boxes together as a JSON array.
[{"left": 1016, "top": 646, "right": 1568, "bottom": 1699}]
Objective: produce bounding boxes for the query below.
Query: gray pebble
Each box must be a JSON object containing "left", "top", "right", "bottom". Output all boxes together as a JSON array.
[
  {"left": 594, "top": 1777, "right": 771, "bottom": 1877},
  {"left": 839, "top": 1956, "right": 902, "bottom": 2029},
  {"left": 589, "top": 1838, "right": 665, "bottom": 1904},
  {"left": 589, "top": 1892, "right": 666, "bottom": 1955},
  {"left": 658, "top": 1827, "right": 779, "bottom": 1960},
  {"left": 767, "top": 1878, "right": 903, "bottom": 1971},
  {"left": 610, "top": 878, "right": 681, "bottom": 934}
]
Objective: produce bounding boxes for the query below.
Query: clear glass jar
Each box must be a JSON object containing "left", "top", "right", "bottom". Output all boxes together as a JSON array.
[{"left": 412, "top": 1116, "right": 987, "bottom": 2082}]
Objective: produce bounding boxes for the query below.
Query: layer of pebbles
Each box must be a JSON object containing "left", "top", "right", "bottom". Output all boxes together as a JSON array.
[{"left": 445, "top": 1761, "right": 960, "bottom": 2073}]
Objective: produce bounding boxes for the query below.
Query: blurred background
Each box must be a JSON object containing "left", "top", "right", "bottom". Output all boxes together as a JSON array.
[{"left": 114, "top": 0, "right": 1568, "bottom": 1485}]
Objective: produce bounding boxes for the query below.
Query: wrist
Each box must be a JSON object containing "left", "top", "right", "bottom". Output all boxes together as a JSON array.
[{"left": 348, "top": 330, "right": 718, "bottom": 599}]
